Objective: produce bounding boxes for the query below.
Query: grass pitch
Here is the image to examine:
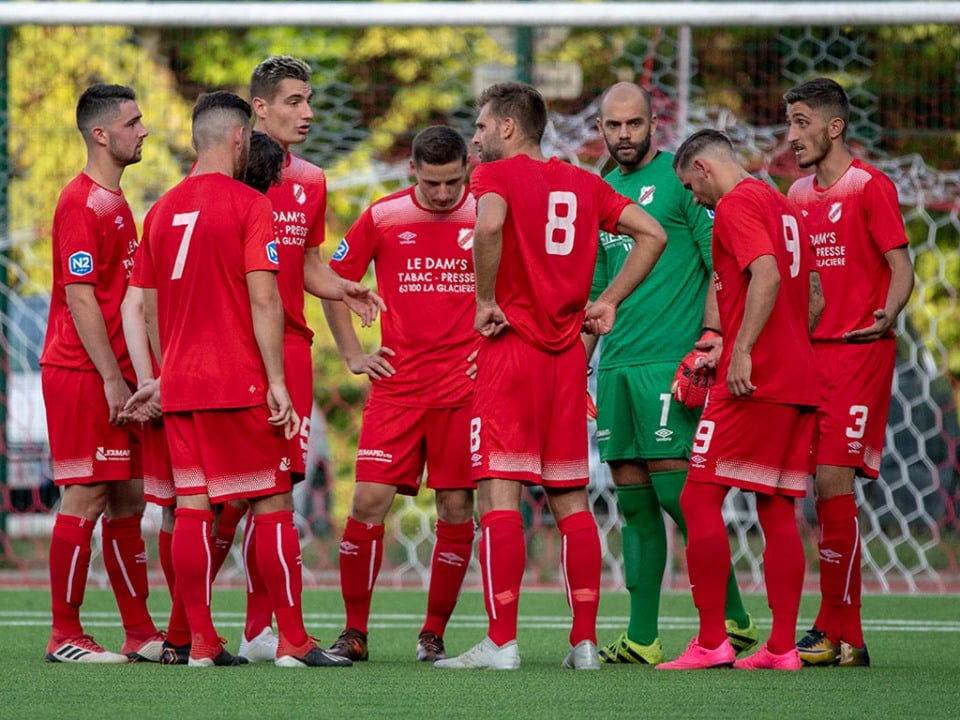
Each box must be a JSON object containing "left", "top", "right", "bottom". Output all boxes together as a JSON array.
[{"left": 0, "top": 588, "right": 956, "bottom": 720}]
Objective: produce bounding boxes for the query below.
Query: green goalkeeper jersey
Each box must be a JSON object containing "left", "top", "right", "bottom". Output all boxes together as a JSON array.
[{"left": 590, "top": 150, "right": 713, "bottom": 369}]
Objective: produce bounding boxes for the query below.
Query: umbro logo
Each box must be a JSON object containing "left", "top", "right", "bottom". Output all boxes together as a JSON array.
[
  {"left": 691, "top": 454, "right": 707, "bottom": 467},
  {"left": 820, "top": 548, "right": 842, "bottom": 564},
  {"left": 115, "top": 215, "right": 126, "bottom": 230},
  {"left": 339, "top": 541, "right": 360, "bottom": 556},
  {"left": 134, "top": 551, "right": 148, "bottom": 564},
  {"left": 398, "top": 231, "right": 417, "bottom": 244},
  {"left": 654, "top": 428, "right": 674, "bottom": 440},
  {"left": 279, "top": 457, "right": 291, "bottom": 472},
  {"left": 437, "top": 552, "right": 466, "bottom": 568},
  {"left": 848, "top": 441, "right": 863, "bottom": 453}
]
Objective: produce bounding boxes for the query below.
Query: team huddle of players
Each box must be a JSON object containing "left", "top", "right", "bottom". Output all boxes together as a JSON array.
[{"left": 40, "top": 54, "right": 912, "bottom": 671}]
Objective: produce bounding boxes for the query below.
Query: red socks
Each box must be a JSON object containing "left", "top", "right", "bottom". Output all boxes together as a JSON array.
[
  {"left": 422, "top": 520, "right": 475, "bottom": 636},
  {"left": 48, "top": 514, "right": 94, "bottom": 638},
  {"left": 756, "top": 495, "right": 805, "bottom": 654},
  {"left": 101, "top": 515, "right": 157, "bottom": 639},
  {"left": 815, "top": 494, "right": 863, "bottom": 646},
  {"left": 558, "top": 511, "right": 601, "bottom": 646},
  {"left": 679, "top": 482, "right": 731, "bottom": 649},
  {"left": 171, "top": 507, "right": 220, "bottom": 647},
  {"left": 338, "top": 516, "right": 385, "bottom": 634},
  {"left": 253, "top": 511, "right": 308, "bottom": 647},
  {"left": 479, "top": 510, "right": 525, "bottom": 646},
  {"left": 211, "top": 502, "right": 248, "bottom": 577},
  {"left": 241, "top": 518, "right": 274, "bottom": 641}
]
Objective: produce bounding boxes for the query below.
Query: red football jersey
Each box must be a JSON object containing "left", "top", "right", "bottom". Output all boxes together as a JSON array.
[
  {"left": 470, "top": 155, "right": 632, "bottom": 352},
  {"left": 788, "top": 158, "right": 908, "bottom": 341},
  {"left": 133, "top": 173, "right": 279, "bottom": 412},
  {"left": 267, "top": 152, "right": 326, "bottom": 344},
  {"left": 40, "top": 173, "right": 137, "bottom": 380},
  {"left": 710, "top": 177, "right": 818, "bottom": 406},
  {"left": 330, "top": 186, "right": 479, "bottom": 407}
]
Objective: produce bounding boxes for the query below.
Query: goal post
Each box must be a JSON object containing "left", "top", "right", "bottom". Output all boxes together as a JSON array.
[{"left": 1, "top": 3, "right": 957, "bottom": 593}]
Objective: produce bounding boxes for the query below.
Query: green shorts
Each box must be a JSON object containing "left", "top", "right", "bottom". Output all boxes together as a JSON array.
[{"left": 595, "top": 362, "right": 700, "bottom": 463}]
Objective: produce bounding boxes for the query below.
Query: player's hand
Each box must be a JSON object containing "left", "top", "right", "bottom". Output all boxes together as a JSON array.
[
  {"left": 466, "top": 349, "right": 478, "bottom": 380},
  {"left": 726, "top": 345, "right": 756, "bottom": 397},
  {"left": 348, "top": 346, "right": 396, "bottom": 380},
  {"left": 475, "top": 300, "right": 509, "bottom": 337},
  {"left": 842, "top": 309, "right": 893, "bottom": 344},
  {"left": 586, "top": 389, "right": 598, "bottom": 421},
  {"left": 671, "top": 353, "right": 715, "bottom": 409},
  {"left": 583, "top": 300, "right": 616, "bottom": 336},
  {"left": 341, "top": 281, "right": 387, "bottom": 328},
  {"left": 266, "top": 383, "right": 300, "bottom": 440},
  {"left": 104, "top": 376, "right": 133, "bottom": 425},
  {"left": 693, "top": 329, "right": 723, "bottom": 370},
  {"left": 120, "top": 378, "right": 162, "bottom": 422}
]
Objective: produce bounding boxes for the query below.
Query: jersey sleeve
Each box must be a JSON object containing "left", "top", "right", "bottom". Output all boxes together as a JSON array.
[
  {"left": 683, "top": 188, "right": 715, "bottom": 273},
  {"left": 469, "top": 163, "right": 506, "bottom": 201},
  {"left": 131, "top": 213, "right": 154, "bottom": 289},
  {"left": 243, "top": 194, "right": 280, "bottom": 273},
  {"left": 589, "top": 236, "right": 610, "bottom": 302},
  {"left": 306, "top": 172, "right": 327, "bottom": 250},
  {"left": 715, "top": 193, "right": 775, "bottom": 272},
  {"left": 329, "top": 208, "right": 377, "bottom": 282},
  {"left": 56, "top": 204, "right": 101, "bottom": 286},
  {"left": 863, "top": 172, "right": 908, "bottom": 254},
  {"left": 595, "top": 179, "right": 634, "bottom": 235}
]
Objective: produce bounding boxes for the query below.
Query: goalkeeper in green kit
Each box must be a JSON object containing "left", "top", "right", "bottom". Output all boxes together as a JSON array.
[{"left": 586, "top": 82, "right": 758, "bottom": 664}]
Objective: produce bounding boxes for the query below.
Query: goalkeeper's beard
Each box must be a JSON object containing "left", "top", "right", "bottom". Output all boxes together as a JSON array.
[{"left": 608, "top": 129, "right": 652, "bottom": 171}]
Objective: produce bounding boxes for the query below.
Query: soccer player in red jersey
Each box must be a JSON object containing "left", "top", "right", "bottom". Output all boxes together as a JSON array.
[
  {"left": 435, "top": 82, "right": 667, "bottom": 670},
  {"left": 39, "top": 84, "right": 163, "bottom": 664},
  {"left": 208, "top": 57, "right": 384, "bottom": 662},
  {"left": 659, "top": 129, "right": 824, "bottom": 671},
  {"left": 133, "top": 91, "right": 351, "bottom": 668},
  {"left": 785, "top": 78, "right": 914, "bottom": 667},
  {"left": 321, "top": 126, "right": 479, "bottom": 663}
]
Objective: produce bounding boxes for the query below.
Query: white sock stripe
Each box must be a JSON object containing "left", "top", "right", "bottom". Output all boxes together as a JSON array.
[
  {"left": 368, "top": 539, "right": 377, "bottom": 591},
  {"left": 65, "top": 546, "right": 80, "bottom": 605},
  {"left": 110, "top": 538, "right": 137, "bottom": 598},
  {"left": 202, "top": 519, "right": 212, "bottom": 608},
  {"left": 275, "top": 521, "right": 294, "bottom": 607},
  {"left": 561, "top": 534, "right": 573, "bottom": 616},
  {"left": 242, "top": 521, "right": 254, "bottom": 594},
  {"left": 842, "top": 516, "right": 860, "bottom": 605},
  {"left": 483, "top": 526, "right": 496, "bottom": 621}
]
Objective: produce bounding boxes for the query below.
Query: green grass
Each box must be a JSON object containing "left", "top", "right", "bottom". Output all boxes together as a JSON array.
[{"left": 0, "top": 588, "right": 957, "bottom": 720}]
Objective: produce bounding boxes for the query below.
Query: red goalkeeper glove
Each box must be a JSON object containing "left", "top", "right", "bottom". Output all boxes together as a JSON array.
[{"left": 671, "top": 329, "right": 721, "bottom": 409}]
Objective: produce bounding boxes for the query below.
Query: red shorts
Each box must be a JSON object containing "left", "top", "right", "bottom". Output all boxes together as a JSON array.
[
  {"left": 356, "top": 396, "right": 473, "bottom": 496},
  {"left": 284, "top": 335, "right": 313, "bottom": 476},
  {"left": 470, "top": 331, "right": 588, "bottom": 487},
  {"left": 814, "top": 339, "right": 895, "bottom": 478},
  {"left": 164, "top": 406, "right": 292, "bottom": 504},
  {"left": 142, "top": 419, "right": 175, "bottom": 507},
  {"left": 687, "top": 397, "right": 816, "bottom": 497},
  {"left": 41, "top": 365, "right": 143, "bottom": 485}
]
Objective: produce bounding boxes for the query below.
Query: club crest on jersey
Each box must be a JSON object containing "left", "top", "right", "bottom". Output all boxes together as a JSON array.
[
  {"left": 266, "top": 241, "right": 279, "bottom": 264},
  {"left": 637, "top": 185, "right": 656, "bottom": 206},
  {"left": 457, "top": 228, "right": 474, "bottom": 250},
  {"left": 68, "top": 251, "right": 94, "bottom": 276},
  {"left": 292, "top": 183, "right": 307, "bottom": 206},
  {"left": 828, "top": 202, "right": 843, "bottom": 223},
  {"left": 332, "top": 239, "right": 349, "bottom": 261}
]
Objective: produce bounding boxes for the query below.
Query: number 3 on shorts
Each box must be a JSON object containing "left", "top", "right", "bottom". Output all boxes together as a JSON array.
[{"left": 692, "top": 419, "right": 715, "bottom": 454}]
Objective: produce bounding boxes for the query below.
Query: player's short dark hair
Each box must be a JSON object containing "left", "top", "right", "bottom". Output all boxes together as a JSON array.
[
  {"left": 250, "top": 55, "right": 312, "bottom": 102},
  {"left": 673, "top": 129, "right": 736, "bottom": 171},
  {"left": 76, "top": 84, "right": 136, "bottom": 135},
  {"left": 476, "top": 81, "right": 547, "bottom": 143},
  {"left": 411, "top": 126, "right": 467, "bottom": 168},
  {"left": 244, "top": 131, "right": 285, "bottom": 193},
  {"left": 192, "top": 91, "right": 251, "bottom": 150},
  {"left": 784, "top": 77, "right": 850, "bottom": 135}
]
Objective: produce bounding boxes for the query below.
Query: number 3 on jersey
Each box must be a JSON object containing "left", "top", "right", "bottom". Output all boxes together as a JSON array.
[
  {"left": 170, "top": 211, "right": 199, "bottom": 280},
  {"left": 545, "top": 191, "right": 578, "bottom": 256}
]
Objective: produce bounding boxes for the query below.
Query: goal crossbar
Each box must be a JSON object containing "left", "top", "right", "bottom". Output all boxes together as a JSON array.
[{"left": 2, "top": 2, "right": 960, "bottom": 28}]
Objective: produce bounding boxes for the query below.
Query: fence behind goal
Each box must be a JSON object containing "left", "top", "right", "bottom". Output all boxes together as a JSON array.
[{"left": 0, "top": 3, "right": 958, "bottom": 593}]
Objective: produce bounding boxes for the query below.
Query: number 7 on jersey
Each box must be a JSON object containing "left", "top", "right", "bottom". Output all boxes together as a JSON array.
[{"left": 170, "top": 211, "right": 199, "bottom": 280}]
